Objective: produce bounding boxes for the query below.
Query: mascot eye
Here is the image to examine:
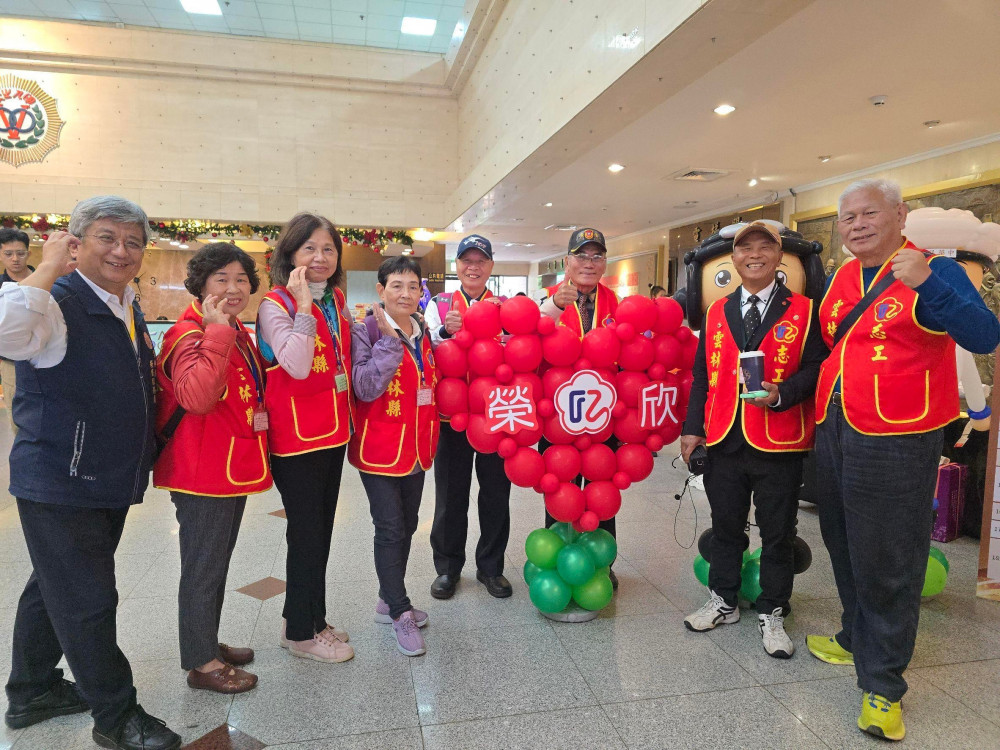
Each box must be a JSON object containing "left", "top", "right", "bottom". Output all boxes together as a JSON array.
[
  {"left": 714, "top": 269, "right": 731, "bottom": 288},
  {"left": 776, "top": 270, "right": 788, "bottom": 285}
]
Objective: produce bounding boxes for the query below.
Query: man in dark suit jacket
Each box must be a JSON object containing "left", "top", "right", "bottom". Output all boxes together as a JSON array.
[{"left": 680, "top": 221, "right": 828, "bottom": 659}]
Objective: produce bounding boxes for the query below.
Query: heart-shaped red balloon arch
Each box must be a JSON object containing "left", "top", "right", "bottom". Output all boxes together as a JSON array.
[{"left": 434, "top": 293, "right": 696, "bottom": 614}]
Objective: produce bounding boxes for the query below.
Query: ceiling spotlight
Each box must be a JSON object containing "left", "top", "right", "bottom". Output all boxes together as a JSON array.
[
  {"left": 748, "top": 178, "right": 758, "bottom": 187},
  {"left": 181, "top": 0, "right": 221, "bottom": 15},
  {"left": 818, "top": 155, "right": 831, "bottom": 163},
  {"left": 411, "top": 229, "right": 434, "bottom": 242},
  {"left": 924, "top": 120, "right": 941, "bottom": 129},
  {"left": 713, "top": 104, "right": 736, "bottom": 115},
  {"left": 543, "top": 202, "right": 553, "bottom": 207},
  {"left": 608, "top": 163, "right": 625, "bottom": 173},
  {"left": 401, "top": 17, "right": 436, "bottom": 35}
]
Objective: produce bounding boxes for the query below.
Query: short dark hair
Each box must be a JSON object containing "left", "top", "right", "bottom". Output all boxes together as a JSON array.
[
  {"left": 377, "top": 256, "right": 421, "bottom": 286},
  {"left": 0, "top": 228, "right": 30, "bottom": 248},
  {"left": 184, "top": 242, "right": 261, "bottom": 298},
  {"left": 269, "top": 213, "right": 343, "bottom": 290},
  {"left": 650, "top": 285, "right": 666, "bottom": 298}
]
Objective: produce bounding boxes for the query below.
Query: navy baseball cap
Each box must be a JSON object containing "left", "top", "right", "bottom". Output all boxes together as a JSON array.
[
  {"left": 568, "top": 227, "right": 607, "bottom": 254},
  {"left": 456, "top": 234, "right": 493, "bottom": 260}
]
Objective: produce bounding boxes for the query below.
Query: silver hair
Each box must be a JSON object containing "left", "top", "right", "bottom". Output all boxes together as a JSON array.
[
  {"left": 67, "top": 196, "right": 150, "bottom": 245},
  {"left": 838, "top": 178, "right": 903, "bottom": 214}
]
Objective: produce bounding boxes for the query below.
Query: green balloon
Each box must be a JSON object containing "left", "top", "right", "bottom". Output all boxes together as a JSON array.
[
  {"left": 928, "top": 546, "right": 950, "bottom": 574},
  {"left": 557, "top": 543, "right": 597, "bottom": 586},
  {"left": 529, "top": 569, "right": 573, "bottom": 613},
  {"left": 748, "top": 547, "right": 762, "bottom": 561},
  {"left": 550, "top": 521, "right": 579, "bottom": 545},
  {"left": 739, "top": 559, "right": 763, "bottom": 604},
  {"left": 596, "top": 565, "right": 611, "bottom": 577},
  {"left": 693, "top": 554, "right": 710, "bottom": 587},
  {"left": 525, "top": 528, "right": 565, "bottom": 569},
  {"left": 573, "top": 571, "right": 614, "bottom": 611},
  {"left": 523, "top": 560, "right": 544, "bottom": 586},
  {"left": 922, "top": 557, "right": 948, "bottom": 597},
  {"left": 578, "top": 529, "right": 617, "bottom": 568}
]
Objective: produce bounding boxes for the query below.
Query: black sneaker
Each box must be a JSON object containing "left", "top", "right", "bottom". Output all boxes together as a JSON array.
[
  {"left": 92, "top": 704, "right": 181, "bottom": 750},
  {"left": 4, "top": 678, "right": 89, "bottom": 729}
]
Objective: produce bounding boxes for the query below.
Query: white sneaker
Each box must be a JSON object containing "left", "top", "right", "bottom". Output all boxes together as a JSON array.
[
  {"left": 758, "top": 607, "right": 794, "bottom": 659},
  {"left": 684, "top": 590, "right": 740, "bottom": 632}
]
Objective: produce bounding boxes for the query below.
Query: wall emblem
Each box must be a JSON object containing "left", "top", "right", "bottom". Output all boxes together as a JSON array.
[{"left": 0, "top": 75, "right": 64, "bottom": 167}]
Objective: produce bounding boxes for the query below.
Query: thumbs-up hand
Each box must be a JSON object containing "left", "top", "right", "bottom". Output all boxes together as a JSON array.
[{"left": 891, "top": 247, "right": 932, "bottom": 289}]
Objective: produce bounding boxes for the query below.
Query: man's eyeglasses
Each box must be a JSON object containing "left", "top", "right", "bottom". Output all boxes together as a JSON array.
[
  {"left": 0, "top": 250, "right": 28, "bottom": 259},
  {"left": 570, "top": 253, "right": 606, "bottom": 264},
  {"left": 837, "top": 209, "right": 882, "bottom": 227},
  {"left": 85, "top": 234, "right": 146, "bottom": 253}
]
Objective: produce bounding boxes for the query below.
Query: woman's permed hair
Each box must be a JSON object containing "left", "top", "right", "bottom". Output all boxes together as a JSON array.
[{"left": 184, "top": 242, "right": 261, "bottom": 298}]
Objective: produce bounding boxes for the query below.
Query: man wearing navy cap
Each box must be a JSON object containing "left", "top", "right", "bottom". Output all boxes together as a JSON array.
[{"left": 426, "top": 235, "right": 513, "bottom": 599}]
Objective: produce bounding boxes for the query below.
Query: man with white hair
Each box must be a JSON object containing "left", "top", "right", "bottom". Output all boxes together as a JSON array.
[
  {"left": 0, "top": 197, "right": 181, "bottom": 750},
  {"left": 807, "top": 178, "right": 1000, "bottom": 741}
]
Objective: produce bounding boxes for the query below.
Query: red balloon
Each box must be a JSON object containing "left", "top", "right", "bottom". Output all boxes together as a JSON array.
[
  {"left": 498, "top": 437, "right": 518, "bottom": 459},
  {"left": 616, "top": 371, "right": 650, "bottom": 408},
  {"left": 542, "top": 413, "right": 575, "bottom": 445},
  {"left": 505, "top": 446, "right": 545, "bottom": 488},
  {"left": 577, "top": 510, "right": 600, "bottom": 532},
  {"left": 584, "top": 480, "right": 622, "bottom": 521},
  {"left": 496, "top": 363, "right": 514, "bottom": 383},
  {"left": 614, "top": 408, "right": 651, "bottom": 445},
  {"left": 543, "top": 444, "right": 582, "bottom": 482},
  {"left": 540, "top": 472, "right": 560, "bottom": 494},
  {"left": 611, "top": 401, "right": 627, "bottom": 418},
  {"left": 619, "top": 335, "right": 655, "bottom": 372},
  {"left": 505, "top": 334, "right": 543, "bottom": 373},
  {"left": 541, "top": 326, "right": 581, "bottom": 367},
  {"left": 542, "top": 367, "right": 574, "bottom": 399},
  {"left": 658, "top": 420, "right": 682, "bottom": 446},
  {"left": 454, "top": 329, "right": 474, "bottom": 349},
  {"left": 612, "top": 471, "right": 632, "bottom": 490},
  {"left": 581, "top": 328, "right": 620, "bottom": 369},
  {"left": 538, "top": 398, "right": 555, "bottom": 417},
  {"left": 468, "top": 339, "right": 505, "bottom": 377},
  {"left": 573, "top": 435, "right": 592, "bottom": 451},
  {"left": 674, "top": 326, "right": 693, "bottom": 344},
  {"left": 653, "top": 334, "right": 682, "bottom": 370},
  {"left": 436, "top": 377, "right": 468, "bottom": 417},
  {"left": 680, "top": 336, "right": 698, "bottom": 370},
  {"left": 575, "top": 358, "right": 593, "bottom": 372},
  {"left": 468, "top": 376, "right": 499, "bottom": 413},
  {"left": 645, "top": 434, "right": 664, "bottom": 452},
  {"left": 537, "top": 315, "right": 556, "bottom": 335},
  {"left": 467, "top": 414, "right": 503, "bottom": 453},
  {"left": 616, "top": 443, "right": 655, "bottom": 482},
  {"left": 591, "top": 421, "right": 615, "bottom": 445},
  {"left": 435, "top": 340, "right": 468, "bottom": 378},
  {"left": 580, "top": 443, "right": 617, "bottom": 482},
  {"left": 545, "top": 482, "right": 586, "bottom": 522},
  {"left": 450, "top": 412, "right": 469, "bottom": 431},
  {"left": 615, "top": 295, "right": 657, "bottom": 334},
  {"left": 511, "top": 372, "right": 542, "bottom": 398},
  {"left": 513, "top": 423, "right": 543, "bottom": 447},
  {"left": 654, "top": 297, "right": 684, "bottom": 335},
  {"left": 500, "top": 296, "right": 541, "bottom": 335},
  {"left": 615, "top": 322, "right": 636, "bottom": 341},
  {"left": 464, "top": 301, "right": 502, "bottom": 339},
  {"left": 594, "top": 368, "right": 617, "bottom": 385},
  {"left": 647, "top": 363, "right": 667, "bottom": 381}
]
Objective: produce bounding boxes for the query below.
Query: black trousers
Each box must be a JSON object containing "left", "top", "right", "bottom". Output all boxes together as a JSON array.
[
  {"left": 6, "top": 499, "right": 136, "bottom": 732},
  {"left": 271, "top": 445, "right": 346, "bottom": 642},
  {"left": 703, "top": 441, "right": 802, "bottom": 613},
  {"left": 540, "top": 437, "right": 617, "bottom": 539},
  {"left": 430, "top": 421, "right": 512, "bottom": 577}
]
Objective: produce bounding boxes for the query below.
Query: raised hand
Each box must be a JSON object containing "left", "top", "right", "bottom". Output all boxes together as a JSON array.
[
  {"left": 890, "top": 247, "right": 932, "bottom": 289},
  {"left": 553, "top": 280, "right": 577, "bottom": 310},
  {"left": 287, "top": 266, "right": 313, "bottom": 310},
  {"left": 443, "top": 309, "right": 463, "bottom": 334},
  {"left": 201, "top": 294, "right": 230, "bottom": 327},
  {"left": 373, "top": 303, "right": 399, "bottom": 339}
]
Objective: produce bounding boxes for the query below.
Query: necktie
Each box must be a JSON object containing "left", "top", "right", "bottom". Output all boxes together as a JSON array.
[
  {"left": 744, "top": 294, "right": 761, "bottom": 344},
  {"left": 578, "top": 291, "right": 595, "bottom": 332}
]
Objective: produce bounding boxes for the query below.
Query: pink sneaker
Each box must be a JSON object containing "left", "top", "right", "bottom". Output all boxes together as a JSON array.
[
  {"left": 288, "top": 631, "right": 354, "bottom": 663},
  {"left": 280, "top": 619, "right": 349, "bottom": 647},
  {"left": 375, "top": 599, "right": 428, "bottom": 627},
  {"left": 392, "top": 611, "right": 426, "bottom": 657}
]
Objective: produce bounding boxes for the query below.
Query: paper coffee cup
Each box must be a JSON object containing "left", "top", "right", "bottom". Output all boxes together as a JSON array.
[{"left": 739, "top": 351, "right": 767, "bottom": 399}]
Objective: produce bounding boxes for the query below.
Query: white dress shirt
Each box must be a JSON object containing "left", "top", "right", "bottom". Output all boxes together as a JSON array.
[
  {"left": 0, "top": 270, "right": 137, "bottom": 368},
  {"left": 739, "top": 280, "right": 777, "bottom": 321}
]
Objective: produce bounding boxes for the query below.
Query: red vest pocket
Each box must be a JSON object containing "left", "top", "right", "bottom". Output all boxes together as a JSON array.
[
  {"left": 873, "top": 371, "right": 931, "bottom": 425},
  {"left": 359, "top": 421, "right": 407, "bottom": 469},
  {"left": 225, "top": 436, "right": 269, "bottom": 487},
  {"left": 762, "top": 405, "right": 807, "bottom": 446},
  {"left": 291, "top": 389, "right": 340, "bottom": 441}
]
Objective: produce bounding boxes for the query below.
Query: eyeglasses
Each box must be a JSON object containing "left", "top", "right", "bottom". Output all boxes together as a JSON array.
[
  {"left": 570, "top": 253, "right": 607, "bottom": 264},
  {"left": 837, "top": 209, "right": 882, "bottom": 227},
  {"left": 457, "top": 256, "right": 490, "bottom": 267},
  {"left": 0, "top": 250, "right": 28, "bottom": 259},
  {"left": 85, "top": 233, "right": 145, "bottom": 253}
]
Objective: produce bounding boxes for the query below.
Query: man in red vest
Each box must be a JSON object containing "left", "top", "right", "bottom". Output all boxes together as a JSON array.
[
  {"left": 807, "top": 179, "right": 1000, "bottom": 741},
  {"left": 680, "top": 221, "right": 827, "bottom": 658},
  {"left": 425, "top": 235, "right": 514, "bottom": 600}
]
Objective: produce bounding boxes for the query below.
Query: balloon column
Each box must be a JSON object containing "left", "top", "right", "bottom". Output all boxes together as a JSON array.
[{"left": 434, "top": 293, "right": 696, "bottom": 616}]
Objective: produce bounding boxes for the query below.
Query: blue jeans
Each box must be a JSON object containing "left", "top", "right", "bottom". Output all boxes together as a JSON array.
[{"left": 815, "top": 401, "right": 942, "bottom": 701}]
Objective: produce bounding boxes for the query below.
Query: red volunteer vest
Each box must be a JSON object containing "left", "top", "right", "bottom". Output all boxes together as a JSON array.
[
  {"left": 815, "top": 242, "right": 959, "bottom": 435},
  {"left": 435, "top": 287, "right": 494, "bottom": 320},
  {"left": 154, "top": 301, "right": 272, "bottom": 496},
  {"left": 544, "top": 282, "right": 619, "bottom": 336},
  {"left": 703, "top": 292, "right": 815, "bottom": 452},
  {"left": 348, "top": 327, "right": 440, "bottom": 476},
  {"left": 260, "top": 286, "right": 354, "bottom": 456}
]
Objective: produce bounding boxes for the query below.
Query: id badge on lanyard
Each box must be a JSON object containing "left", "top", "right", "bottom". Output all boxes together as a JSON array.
[
  {"left": 238, "top": 338, "right": 268, "bottom": 433},
  {"left": 320, "top": 298, "right": 348, "bottom": 391}
]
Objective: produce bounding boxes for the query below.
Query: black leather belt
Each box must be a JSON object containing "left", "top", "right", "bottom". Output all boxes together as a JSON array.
[{"left": 830, "top": 392, "right": 843, "bottom": 406}]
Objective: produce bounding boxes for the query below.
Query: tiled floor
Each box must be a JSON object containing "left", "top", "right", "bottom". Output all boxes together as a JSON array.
[{"left": 1, "top": 413, "right": 999, "bottom": 749}]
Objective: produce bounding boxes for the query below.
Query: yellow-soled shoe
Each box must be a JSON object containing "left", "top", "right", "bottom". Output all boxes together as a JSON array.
[
  {"left": 806, "top": 634, "right": 854, "bottom": 665},
  {"left": 858, "top": 692, "right": 904, "bottom": 741}
]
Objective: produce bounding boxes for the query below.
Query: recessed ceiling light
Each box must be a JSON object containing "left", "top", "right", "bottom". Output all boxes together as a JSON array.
[
  {"left": 818, "top": 155, "right": 831, "bottom": 162},
  {"left": 714, "top": 104, "right": 736, "bottom": 115},
  {"left": 924, "top": 120, "right": 941, "bottom": 129},
  {"left": 748, "top": 178, "right": 758, "bottom": 187},
  {"left": 411, "top": 229, "right": 434, "bottom": 241},
  {"left": 178, "top": 244, "right": 189, "bottom": 249},
  {"left": 180, "top": 0, "right": 222, "bottom": 15},
  {"left": 401, "top": 17, "right": 436, "bottom": 36},
  {"left": 608, "top": 163, "right": 625, "bottom": 173},
  {"left": 543, "top": 202, "right": 553, "bottom": 207}
]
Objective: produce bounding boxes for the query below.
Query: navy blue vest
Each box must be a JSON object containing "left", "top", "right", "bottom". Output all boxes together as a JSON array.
[{"left": 10, "top": 273, "right": 157, "bottom": 508}]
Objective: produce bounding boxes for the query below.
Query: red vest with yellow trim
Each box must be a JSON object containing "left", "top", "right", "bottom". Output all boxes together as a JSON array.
[
  {"left": 544, "top": 282, "right": 619, "bottom": 336},
  {"left": 703, "top": 292, "right": 816, "bottom": 452},
  {"left": 436, "top": 287, "right": 493, "bottom": 320},
  {"left": 153, "top": 301, "right": 272, "bottom": 496},
  {"left": 261, "top": 286, "right": 354, "bottom": 456},
  {"left": 348, "top": 328, "right": 440, "bottom": 476},
  {"left": 815, "top": 242, "right": 959, "bottom": 435}
]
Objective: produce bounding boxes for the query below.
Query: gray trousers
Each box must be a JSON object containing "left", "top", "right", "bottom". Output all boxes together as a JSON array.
[
  {"left": 815, "top": 401, "right": 942, "bottom": 701},
  {"left": 171, "top": 492, "right": 246, "bottom": 670}
]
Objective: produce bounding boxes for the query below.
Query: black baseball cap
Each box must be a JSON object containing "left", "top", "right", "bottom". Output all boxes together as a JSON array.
[
  {"left": 456, "top": 234, "right": 493, "bottom": 260},
  {"left": 568, "top": 227, "right": 607, "bottom": 255}
]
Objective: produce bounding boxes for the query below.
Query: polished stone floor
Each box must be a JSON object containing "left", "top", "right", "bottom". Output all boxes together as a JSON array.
[{"left": 0, "top": 412, "right": 998, "bottom": 749}]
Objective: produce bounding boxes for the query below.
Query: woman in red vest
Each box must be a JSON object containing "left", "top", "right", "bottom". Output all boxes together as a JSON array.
[
  {"left": 256, "top": 213, "right": 354, "bottom": 664},
  {"left": 349, "top": 256, "right": 439, "bottom": 657},
  {"left": 154, "top": 242, "right": 270, "bottom": 694}
]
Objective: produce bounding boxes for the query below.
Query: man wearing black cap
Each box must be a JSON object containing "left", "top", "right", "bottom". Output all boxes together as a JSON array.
[{"left": 426, "top": 235, "right": 514, "bottom": 599}]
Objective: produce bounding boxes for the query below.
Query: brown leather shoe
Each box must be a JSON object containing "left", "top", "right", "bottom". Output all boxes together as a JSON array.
[
  {"left": 217, "top": 643, "right": 254, "bottom": 666},
  {"left": 186, "top": 665, "right": 258, "bottom": 694}
]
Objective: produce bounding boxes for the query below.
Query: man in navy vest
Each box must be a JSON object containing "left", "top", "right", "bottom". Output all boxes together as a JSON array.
[{"left": 0, "top": 197, "right": 181, "bottom": 750}]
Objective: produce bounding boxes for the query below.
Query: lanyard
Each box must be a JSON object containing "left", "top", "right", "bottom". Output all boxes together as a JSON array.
[
  {"left": 400, "top": 329, "right": 426, "bottom": 386},
  {"left": 317, "top": 296, "right": 345, "bottom": 372},
  {"left": 235, "top": 334, "right": 264, "bottom": 403}
]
